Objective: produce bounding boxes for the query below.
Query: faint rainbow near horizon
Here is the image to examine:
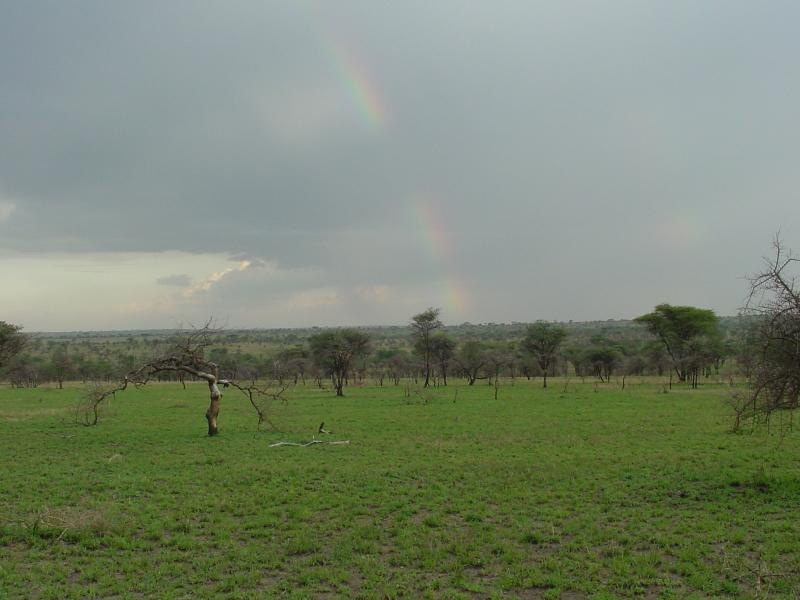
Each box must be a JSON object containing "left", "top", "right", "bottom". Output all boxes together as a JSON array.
[{"left": 412, "top": 199, "right": 471, "bottom": 319}]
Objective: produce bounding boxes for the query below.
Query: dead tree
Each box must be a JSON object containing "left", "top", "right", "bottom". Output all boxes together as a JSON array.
[
  {"left": 732, "top": 237, "right": 800, "bottom": 431},
  {"left": 79, "top": 323, "right": 286, "bottom": 435}
]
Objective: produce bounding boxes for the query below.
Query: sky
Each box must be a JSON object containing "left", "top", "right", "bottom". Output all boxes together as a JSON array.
[{"left": 1, "top": 1, "right": 799, "bottom": 331}]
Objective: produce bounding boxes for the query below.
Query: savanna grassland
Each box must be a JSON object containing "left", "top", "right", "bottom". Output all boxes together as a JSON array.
[{"left": 2, "top": 379, "right": 799, "bottom": 599}]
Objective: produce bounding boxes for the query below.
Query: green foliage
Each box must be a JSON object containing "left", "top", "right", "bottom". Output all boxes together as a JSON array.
[
  {"left": 2, "top": 381, "right": 800, "bottom": 597},
  {"left": 410, "top": 307, "right": 442, "bottom": 336},
  {"left": 521, "top": 322, "right": 568, "bottom": 387},
  {"left": 410, "top": 308, "right": 442, "bottom": 387},
  {"left": 8, "top": 316, "right": 752, "bottom": 390},
  {"left": 0, "top": 321, "right": 26, "bottom": 370},
  {"left": 583, "top": 345, "right": 621, "bottom": 382},
  {"left": 427, "top": 332, "right": 456, "bottom": 385},
  {"left": 410, "top": 308, "right": 442, "bottom": 356},
  {"left": 455, "top": 339, "right": 488, "bottom": 385},
  {"left": 428, "top": 332, "right": 455, "bottom": 359},
  {"left": 635, "top": 304, "right": 719, "bottom": 343},
  {"left": 635, "top": 304, "right": 721, "bottom": 386},
  {"left": 309, "top": 329, "right": 370, "bottom": 396}
]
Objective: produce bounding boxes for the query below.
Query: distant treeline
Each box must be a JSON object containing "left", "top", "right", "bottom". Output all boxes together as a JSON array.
[{"left": 2, "top": 315, "right": 755, "bottom": 389}]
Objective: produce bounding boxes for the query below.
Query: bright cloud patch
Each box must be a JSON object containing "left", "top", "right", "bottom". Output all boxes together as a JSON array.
[{"left": 182, "top": 260, "right": 256, "bottom": 299}]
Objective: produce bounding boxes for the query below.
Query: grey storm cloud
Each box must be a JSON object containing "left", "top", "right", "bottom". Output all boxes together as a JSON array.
[{"left": 2, "top": 1, "right": 800, "bottom": 326}]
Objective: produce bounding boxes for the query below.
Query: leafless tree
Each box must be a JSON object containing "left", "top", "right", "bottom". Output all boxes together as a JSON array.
[
  {"left": 78, "top": 322, "right": 287, "bottom": 434},
  {"left": 731, "top": 237, "right": 800, "bottom": 431}
]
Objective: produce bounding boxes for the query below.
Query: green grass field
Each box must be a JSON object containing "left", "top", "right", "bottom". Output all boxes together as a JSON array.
[{"left": 2, "top": 379, "right": 799, "bottom": 598}]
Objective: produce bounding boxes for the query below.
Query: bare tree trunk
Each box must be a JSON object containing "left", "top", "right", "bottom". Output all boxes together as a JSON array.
[
  {"left": 206, "top": 379, "right": 221, "bottom": 435},
  {"left": 335, "top": 374, "right": 344, "bottom": 396}
]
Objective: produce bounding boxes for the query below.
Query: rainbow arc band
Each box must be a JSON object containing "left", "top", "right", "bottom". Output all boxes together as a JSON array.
[{"left": 413, "top": 200, "right": 469, "bottom": 317}]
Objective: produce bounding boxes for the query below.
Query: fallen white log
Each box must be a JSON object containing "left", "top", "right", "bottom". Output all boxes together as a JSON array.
[{"left": 269, "top": 439, "right": 350, "bottom": 448}]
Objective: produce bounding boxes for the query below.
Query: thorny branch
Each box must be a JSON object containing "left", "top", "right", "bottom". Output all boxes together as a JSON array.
[{"left": 732, "top": 237, "right": 800, "bottom": 431}]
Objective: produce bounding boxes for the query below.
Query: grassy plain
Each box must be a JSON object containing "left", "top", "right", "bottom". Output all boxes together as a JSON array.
[{"left": 2, "top": 379, "right": 800, "bottom": 598}]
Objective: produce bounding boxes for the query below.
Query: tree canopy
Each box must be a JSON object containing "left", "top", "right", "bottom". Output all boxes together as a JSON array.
[
  {"left": 634, "top": 304, "right": 720, "bottom": 386},
  {"left": 0, "top": 321, "right": 27, "bottom": 371},
  {"left": 410, "top": 308, "right": 442, "bottom": 388},
  {"left": 521, "top": 322, "right": 567, "bottom": 388},
  {"left": 429, "top": 331, "right": 456, "bottom": 385},
  {"left": 309, "top": 329, "right": 370, "bottom": 396}
]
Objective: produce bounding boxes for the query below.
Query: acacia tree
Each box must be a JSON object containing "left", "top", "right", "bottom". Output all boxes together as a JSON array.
[
  {"left": 387, "top": 352, "right": 410, "bottom": 386},
  {"left": 0, "top": 321, "right": 27, "bottom": 375},
  {"left": 48, "top": 345, "right": 74, "bottom": 389},
  {"left": 309, "top": 329, "right": 370, "bottom": 396},
  {"left": 521, "top": 322, "right": 567, "bottom": 388},
  {"left": 584, "top": 345, "right": 620, "bottom": 383},
  {"left": 275, "top": 346, "right": 311, "bottom": 385},
  {"left": 643, "top": 340, "right": 669, "bottom": 376},
  {"left": 732, "top": 239, "right": 800, "bottom": 430},
  {"left": 456, "top": 340, "right": 488, "bottom": 385},
  {"left": 634, "top": 304, "right": 720, "bottom": 387},
  {"left": 410, "top": 308, "right": 442, "bottom": 388},
  {"left": 81, "top": 324, "right": 286, "bottom": 434},
  {"left": 484, "top": 344, "right": 511, "bottom": 385},
  {"left": 429, "top": 332, "right": 456, "bottom": 386}
]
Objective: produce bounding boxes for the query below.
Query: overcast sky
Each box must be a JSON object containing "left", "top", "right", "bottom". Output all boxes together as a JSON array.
[{"left": 1, "top": 1, "right": 799, "bottom": 331}]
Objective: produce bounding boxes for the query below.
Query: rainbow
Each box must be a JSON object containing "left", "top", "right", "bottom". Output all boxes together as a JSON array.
[
  {"left": 301, "top": 2, "right": 389, "bottom": 131},
  {"left": 325, "top": 37, "right": 388, "bottom": 131},
  {"left": 412, "top": 199, "right": 470, "bottom": 318}
]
